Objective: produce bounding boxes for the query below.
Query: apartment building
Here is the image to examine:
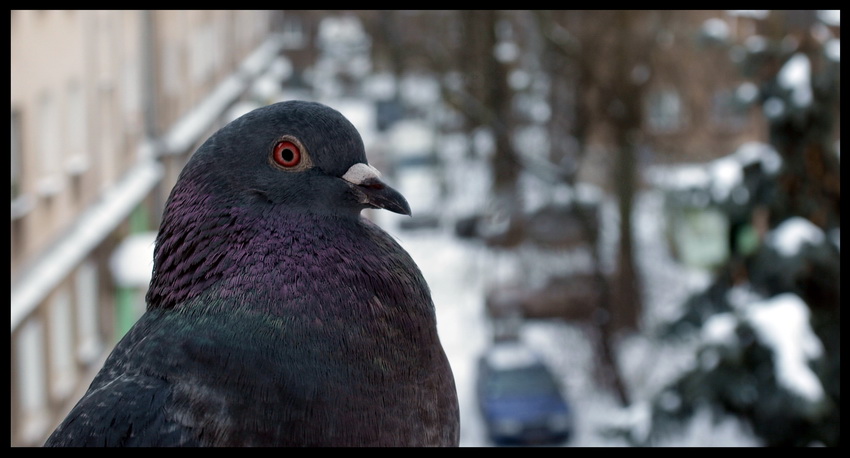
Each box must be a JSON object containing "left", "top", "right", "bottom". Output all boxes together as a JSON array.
[{"left": 10, "top": 10, "right": 287, "bottom": 446}]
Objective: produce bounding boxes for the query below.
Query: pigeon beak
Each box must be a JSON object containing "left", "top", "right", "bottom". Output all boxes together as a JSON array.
[{"left": 342, "top": 163, "right": 412, "bottom": 216}]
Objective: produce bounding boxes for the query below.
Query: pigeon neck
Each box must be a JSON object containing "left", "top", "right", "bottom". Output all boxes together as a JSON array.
[{"left": 146, "top": 179, "right": 423, "bottom": 318}]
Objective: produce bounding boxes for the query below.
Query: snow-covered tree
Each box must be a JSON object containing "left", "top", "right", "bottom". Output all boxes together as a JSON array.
[{"left": 641, "top": 10, "right": 840, "bottom": 447}]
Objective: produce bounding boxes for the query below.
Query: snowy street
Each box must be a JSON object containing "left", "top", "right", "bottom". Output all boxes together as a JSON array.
[{"left": 373, "top": 165, "right": 773, "bottom": 446}]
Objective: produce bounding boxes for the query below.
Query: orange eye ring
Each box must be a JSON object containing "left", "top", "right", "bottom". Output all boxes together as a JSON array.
[{"left": 273, "top": 140, "right": 301, "bottom": 167}]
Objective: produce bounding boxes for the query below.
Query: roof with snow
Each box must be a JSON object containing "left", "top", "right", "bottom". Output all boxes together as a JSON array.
[{"left": 645, "top": 142, "right": 782, "bottom": 206}]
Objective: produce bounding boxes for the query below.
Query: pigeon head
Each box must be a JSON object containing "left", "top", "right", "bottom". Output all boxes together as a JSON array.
[{"left": 180, "top": 100, "right": 410, "bottom": 217}]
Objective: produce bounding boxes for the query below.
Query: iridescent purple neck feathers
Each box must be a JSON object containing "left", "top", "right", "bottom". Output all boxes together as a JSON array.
[{"left": 146, "top": 177, "right": 432, "bottom": 320}]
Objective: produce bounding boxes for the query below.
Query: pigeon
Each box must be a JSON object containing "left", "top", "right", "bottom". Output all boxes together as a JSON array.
[{"left": 44, "top": 100, "right": 460, "bottom": 447}]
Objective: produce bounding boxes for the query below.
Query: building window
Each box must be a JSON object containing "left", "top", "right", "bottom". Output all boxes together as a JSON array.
[
  {"left": 647, "top": 89, "right": 684, "bottom": 132},
  {"left": 122, "top": 59, "right": 141, "bottom": 122},
  {"left": 66, "top": 81, "right": 89, "bottom": 176},
  {"left": 162, "top": 43, "right": 181, "bottom": 97},
  {"left": 190, "top": 24, "right": 216, "bottom": 84},
  {"left": 98, "top": 86, "right": 116, "bottom": 186},
  {"left": 711, "top": 88, "right": 749, "bottom": 130},
  {"left": 281, "top": 15, "right": 306, "bottom": 50},
  {"left": 11, "top": 109, "right": 23, "bottom": 201},
  {"left": 37, "top": 91, "right": 63, "bottom": 196},
  {"left": 11, "top": 108, "right": 30, "bottom": 264},
  {"left": 11, "top": 108, "right": 35, "bottom": 223}
]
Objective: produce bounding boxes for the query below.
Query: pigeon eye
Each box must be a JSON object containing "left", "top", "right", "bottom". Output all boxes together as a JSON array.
[{"left": 273, "top": 141, "right": 301, "bottom": 168}]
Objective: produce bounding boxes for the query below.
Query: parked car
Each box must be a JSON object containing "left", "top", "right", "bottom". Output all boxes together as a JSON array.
[{"left": 476, "top": 342, "right": 573, "bottom": 446}]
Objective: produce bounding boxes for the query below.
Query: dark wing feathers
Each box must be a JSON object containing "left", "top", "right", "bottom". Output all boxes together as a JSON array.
[
  {"left": 46, "top": 297, "right": 455, "bottom": 446},
  {"left": 44, "top": 373, "right": 197, "bottom": 447}
]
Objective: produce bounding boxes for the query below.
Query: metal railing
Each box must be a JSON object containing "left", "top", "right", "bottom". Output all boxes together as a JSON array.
[{"left": 11, "top": 258, "right": 115, "bottom": 446}]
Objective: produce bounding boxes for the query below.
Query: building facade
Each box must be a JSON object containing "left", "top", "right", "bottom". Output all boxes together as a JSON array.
[{"left": 10, "top": 10, "right": 285, "bottom": 446}]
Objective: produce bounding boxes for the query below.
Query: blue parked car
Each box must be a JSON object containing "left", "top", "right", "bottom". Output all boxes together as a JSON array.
[{"left": 476, "top": 342, "right": 573, "bottom": 446}]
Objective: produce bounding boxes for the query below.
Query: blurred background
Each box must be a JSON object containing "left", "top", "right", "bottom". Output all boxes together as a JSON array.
[{"left": 10, "top": 10, "right": 839, "bottom": 447}]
